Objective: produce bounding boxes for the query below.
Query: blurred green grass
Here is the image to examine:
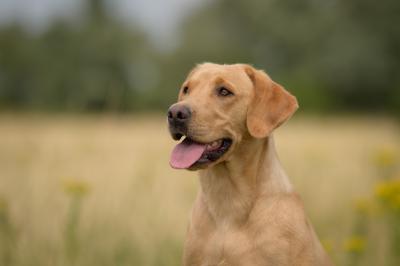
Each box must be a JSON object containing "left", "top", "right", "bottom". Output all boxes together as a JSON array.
[{"left": 0, "top": 113, "right": 399, "bottom": 265}]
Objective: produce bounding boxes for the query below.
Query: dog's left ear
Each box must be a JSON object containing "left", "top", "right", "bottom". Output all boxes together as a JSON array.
[{"left": 243, "top": 65, "right": 298, "bottom": 139}]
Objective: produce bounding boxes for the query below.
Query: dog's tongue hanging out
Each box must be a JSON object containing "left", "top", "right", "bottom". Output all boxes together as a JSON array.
[{"left": 170, "top": 138, "right": 206, "bottom": 169}]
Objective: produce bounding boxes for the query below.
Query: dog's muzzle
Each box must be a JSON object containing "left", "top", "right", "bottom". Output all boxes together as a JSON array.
[{"left": 167, "top": 104, "right": 191, "bottom": 140}]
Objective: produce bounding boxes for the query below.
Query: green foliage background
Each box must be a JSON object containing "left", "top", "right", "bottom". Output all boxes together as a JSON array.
[{"left": 0, "top": 0, "right": 399, "bottom": 113}]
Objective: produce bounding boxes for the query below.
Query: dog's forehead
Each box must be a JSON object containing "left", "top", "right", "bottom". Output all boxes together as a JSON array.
[{"left": 187, "top": 64, "right": 252, "bottom": 89}]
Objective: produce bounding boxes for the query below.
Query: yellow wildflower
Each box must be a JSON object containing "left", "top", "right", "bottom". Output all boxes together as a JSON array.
[
  {"left": 372, "top": 148, "right": 397, "bottom": 169},
  {"left": 63, "top": 179, "right": 90, "bottom": 198},
  {"left": 353, "top": 198, "right": 371, "bottom": 215},
  {"left": 374, "top": 178, "right": 400, "bottom": 212},
  {"left": 392, "top": 193, "right": 400, "bottom": 211},
  {"left": 343, "top": 236, "right": 366, "bottom": 253}
]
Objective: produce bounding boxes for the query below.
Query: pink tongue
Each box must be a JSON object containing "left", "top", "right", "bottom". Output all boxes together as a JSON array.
[{"left": 170, "top": 138, "right": 207, "bottom": 169}]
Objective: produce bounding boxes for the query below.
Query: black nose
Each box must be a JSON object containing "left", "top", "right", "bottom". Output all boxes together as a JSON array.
[{"left": 167, "top": 105, "right": 191, "bottom": 124}]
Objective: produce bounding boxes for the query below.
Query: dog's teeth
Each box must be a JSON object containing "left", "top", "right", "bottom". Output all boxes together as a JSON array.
[{"left": 207, "top": 140, "right": 222, "bottom": 151}]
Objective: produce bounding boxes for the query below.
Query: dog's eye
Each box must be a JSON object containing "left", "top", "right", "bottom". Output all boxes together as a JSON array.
[
  {"left": 217, "top": 87, "right": 233, "bottom": 97},
  {"left": 182, "top": 86, "right": 189, "bottom": 94}
]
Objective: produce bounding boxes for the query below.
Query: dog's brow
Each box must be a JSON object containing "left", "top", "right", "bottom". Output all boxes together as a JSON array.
[
  {"left": 214, "top": 77, "right": 236, "bottom": 91},
  {"left": 182, "top": 81, "right": 190, "bottom": 88},
  {"left": 214, "top": 76, "right": 226, "bottom": 84},
  {"left": 185, "top": 79, "right": 199, "bottom": 89}
]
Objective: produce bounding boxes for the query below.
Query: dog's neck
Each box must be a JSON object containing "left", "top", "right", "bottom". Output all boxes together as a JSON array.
[{"left": 198, "top": 135, "right": 293, "bottom": 226}]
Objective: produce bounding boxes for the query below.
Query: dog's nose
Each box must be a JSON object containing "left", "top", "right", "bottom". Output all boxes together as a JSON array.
[{"left": 167, "top": 105, "right": 191, "bottom": 124}]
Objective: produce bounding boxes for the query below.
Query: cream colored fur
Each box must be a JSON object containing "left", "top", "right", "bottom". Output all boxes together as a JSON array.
[{"left": 172, "top": 63, "right": 333, "bottom": 266}]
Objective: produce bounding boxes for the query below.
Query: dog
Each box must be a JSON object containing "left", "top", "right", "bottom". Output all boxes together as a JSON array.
[{"left": 167, "top": 63, "right": 333, "bottom": 266}]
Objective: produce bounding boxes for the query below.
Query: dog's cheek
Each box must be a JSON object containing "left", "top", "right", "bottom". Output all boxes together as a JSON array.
[{"left": 231, "top": 108, "right": 248, "bottom": 140}]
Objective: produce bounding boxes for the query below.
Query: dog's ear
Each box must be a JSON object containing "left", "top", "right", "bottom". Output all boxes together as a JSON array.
[{"left": 243, "top": 65, "right": 298, "bottom": 139}]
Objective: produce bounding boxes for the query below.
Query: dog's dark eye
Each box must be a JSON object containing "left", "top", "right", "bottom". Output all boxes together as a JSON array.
[
  {"left": 217, "top": 87, "right": 233, "bottom": 97},
  {"left": 182, "top": 86, "right": 189, "bottom": 94}
]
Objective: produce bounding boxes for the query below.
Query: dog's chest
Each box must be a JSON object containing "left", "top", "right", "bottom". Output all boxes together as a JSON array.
[
  {"left": 185, "top": 226, "right": 274, "bottom": 266},
  {"left": 184, "top": 217, "right": 300, "bottom": 266}
]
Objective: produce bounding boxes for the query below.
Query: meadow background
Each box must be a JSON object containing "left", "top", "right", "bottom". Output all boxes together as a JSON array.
[{"left": 0, "top": 0, "right": 400, "bottom": 265}]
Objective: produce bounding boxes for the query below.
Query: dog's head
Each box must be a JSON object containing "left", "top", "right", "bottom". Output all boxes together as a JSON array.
[{"left": 168, "top": 63, "right": 298, "bottom": 170}]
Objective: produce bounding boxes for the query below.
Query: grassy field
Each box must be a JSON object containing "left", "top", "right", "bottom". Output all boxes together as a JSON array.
[{"left": 0, "top": 114, "right": 399, "bottom": 266}]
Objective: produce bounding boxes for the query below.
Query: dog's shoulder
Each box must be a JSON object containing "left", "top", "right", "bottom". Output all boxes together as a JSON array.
[
  {"left": 256, "top": 191, "right": 306, "bottom": 217},
  {"left": 246, "top": 193, "right": 325, "bottom": 264},
  {"left": 251, "top": 192, "right": 312, "bottom": 238}
]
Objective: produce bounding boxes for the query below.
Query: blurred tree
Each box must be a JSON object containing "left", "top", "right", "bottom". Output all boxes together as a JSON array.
[
  {"left": 0, "top": 0, "right": 154, "bottom": 111},
  {"left": 0, "top": 25, "right": 34, "bottom": 109},
  {"left": 0, "top": 0, "right": 399, "bottom": 114},
  {"left": 167, "top": 0, "right": 400, "bottom": 113}
]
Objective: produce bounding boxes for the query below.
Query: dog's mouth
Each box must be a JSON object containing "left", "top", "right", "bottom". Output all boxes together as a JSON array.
[{"left": 169, "top": 137, "right": 232, "bottom": 169}]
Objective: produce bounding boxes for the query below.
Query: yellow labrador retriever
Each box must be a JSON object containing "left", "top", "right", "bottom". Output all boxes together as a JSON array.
[{"left": 167, "top": 63, "right": 333, "bottom": 266}]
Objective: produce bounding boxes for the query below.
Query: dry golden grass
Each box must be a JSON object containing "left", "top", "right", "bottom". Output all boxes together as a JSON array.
[{"left": 0, "top": 113, "right": 399, "bottom": 265}]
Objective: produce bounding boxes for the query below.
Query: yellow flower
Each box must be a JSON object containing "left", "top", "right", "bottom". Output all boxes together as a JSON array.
[
  {"left": 374, "top": 178, "right": 400, "bottom": 212},
  {"left": 372, "top": 148, "right": 397, "bottom": 169},
  {"left": 375, "top": 182, "right": 391, "bottom": 199},
  {"left": 353, "top": 198, "right": 371, "bottom": 215},
  {"left": 63, "top": 179, "right": 90, "bottom": 198},
  {"left": 392, "top": 193, "right": 400, "bottom": 211},
  {"left": 343, "top": 236, "right": 366, "bottom": 253}
]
